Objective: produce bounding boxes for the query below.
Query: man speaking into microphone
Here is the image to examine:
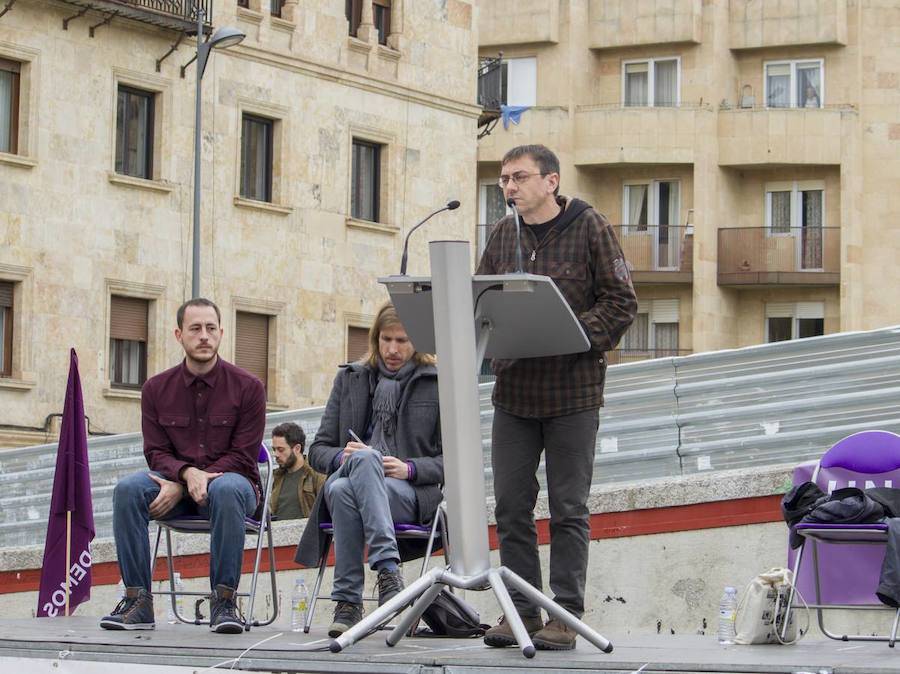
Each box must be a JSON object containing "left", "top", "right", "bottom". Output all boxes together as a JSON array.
[{"left": 476, "top": 144, "right": 637, "bottom": 650}]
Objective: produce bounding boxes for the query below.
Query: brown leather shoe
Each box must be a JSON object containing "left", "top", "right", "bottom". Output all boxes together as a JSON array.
[
  {"left": 533, "top": 618, "right": 577, "bottom": 650},
  {"left": 483, "top": 613, "right": 543, "bottom": 647}
]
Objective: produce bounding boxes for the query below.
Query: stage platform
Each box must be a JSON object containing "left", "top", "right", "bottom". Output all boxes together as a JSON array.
[{"left": 0, "top": 617, "right": 897, "bottom": 673}]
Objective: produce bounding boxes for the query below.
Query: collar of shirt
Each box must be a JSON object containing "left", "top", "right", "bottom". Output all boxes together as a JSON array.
[{"left": 180, "top": 358, "right": 222, "bottom": 389}]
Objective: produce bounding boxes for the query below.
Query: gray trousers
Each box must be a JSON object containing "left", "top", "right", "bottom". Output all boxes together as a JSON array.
[
  {"left": 324, "top": 448, "right": 418, "bottom": 604},
  {"left": 491, "top": 406, "right": 599, "bottom": 618}
]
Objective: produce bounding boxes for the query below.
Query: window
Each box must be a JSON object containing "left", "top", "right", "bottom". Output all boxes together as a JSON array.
[
  {"left": 0, "top": 58, "right": 20, "bottom": 154},
  {"left": 500, "top": 57, "right": 537, "bottom": 107},
  {"left": 623, "top": 58, "right": 679, "bottom": 108},
  {"left": 270, "top": 0, "right": 283, "bottom": 17},
  {"left": 347, "top": 326, "right": 369, "bottom": 363},
  {"left": 623, "top": 180, "right": 681, "bottom": 269},
  {"left": 373, "top": 0, "right": 391, "bottom": 45},
  {"left": 478, "top": 180, "right": 508, "bottom": 256},
  {"left": 766, "top": 302, "right": 824, "bottom": 343},
  {"left": 109, "top": 295, "right": 148, "bottom": 388},
  {"left": 765, "top": 60, "right": 823, "bottom": 109},
  {"left": 346, "top": 1, "right": 391, "bottom": 43},
  {"left": 240, "top": 114, "right": 274, "bottom": 202},
  {"left": 351, "top": 139, "right": 381, "bottom": 222},
  {"left": 115, "top": 86, "right": 154, "bottom": 179},
  {"left": 235, "top": 311, "right": 270, "bottom": 391},
  {"left": 0, "top": 281, "right": 13, "bottom": 376},
  {"left": 765, "top": 181, "right": 824, "bottom": 269},
  {"left": 619, "top": 300, "right": 680, "bottom": 358}
]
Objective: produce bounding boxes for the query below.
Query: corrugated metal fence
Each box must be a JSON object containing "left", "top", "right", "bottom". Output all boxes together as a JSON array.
[{"left": 2, "top": 325, "right": 899, "bottom": 548}]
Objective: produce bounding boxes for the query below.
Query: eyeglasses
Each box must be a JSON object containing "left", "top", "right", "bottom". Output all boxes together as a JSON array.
[{"left": 497, "top": 171, "right": 545, "bottom": 188}]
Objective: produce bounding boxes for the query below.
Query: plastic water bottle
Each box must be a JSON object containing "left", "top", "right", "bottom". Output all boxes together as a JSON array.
[
  {"left": 291, "top": 578, "right": 309, "bottom": 632},
  {"left": 717, "top": 586, "right": 738, "bottom": 645},
  {"left": 167, "top": 572, "right": 185, "bottom": 624}
]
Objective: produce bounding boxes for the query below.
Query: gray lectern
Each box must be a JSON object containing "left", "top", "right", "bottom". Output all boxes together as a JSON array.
[{"left": 329, "top": 241, "right": 612, "bottom": 658}]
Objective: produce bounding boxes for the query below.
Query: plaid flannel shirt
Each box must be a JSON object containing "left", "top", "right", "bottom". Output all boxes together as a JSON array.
[{"left": 476, "top": 196, "right": 638, "bottom": 418}]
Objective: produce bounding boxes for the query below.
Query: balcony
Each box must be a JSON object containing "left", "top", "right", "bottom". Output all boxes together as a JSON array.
[
  {"left": 718, "top": 227, "right": 840, "bottom": 287},
  {"left": 613, "top": 225, "right": 693, "bottom": 284},
  {"left": 477, "top": 106, "right": 570, "bottom": 164},
  {"left": 730, "top": 0, "right": 847, "bottom": 50},
  {"left": 718, "top": 108, "right": 846, "bottom": 167},
  {"left": 588, "top": 0, "right": 702, "bottom": 50},
  {"left": 57, "top": 0, "right": 212, "bottom": 33},
  {"left": 574, "top": 104, "right": 707, "bottom": 166},
  {"left": 607, "top": 349, "right": 692, "bottom": 366},
  {"left": 478, "top": 0, "right": 559, "bottom": 48}
]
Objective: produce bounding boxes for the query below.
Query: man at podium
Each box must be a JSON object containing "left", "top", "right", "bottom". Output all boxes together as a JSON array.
[{"left": 476, "top": 144, "right": 637, "bottom": 650}]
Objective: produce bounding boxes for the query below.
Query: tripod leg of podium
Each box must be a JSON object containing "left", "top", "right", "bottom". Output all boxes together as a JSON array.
[
  {"left": 385, "top": 581, "right": 446, "bottom": 646},
  {"left": 330, "top": 569, "right": 444, "bottom": 653},
  {"left": 498, "top": 567, "right": 614, "bottom": 653},
  {"left": 488, "top": 568, "right": 536, "bottom": 658}
]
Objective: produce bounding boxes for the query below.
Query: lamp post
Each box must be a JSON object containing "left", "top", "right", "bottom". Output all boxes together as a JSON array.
[{"left": 191, "top": 4, "right": 245, "bottom": 298}]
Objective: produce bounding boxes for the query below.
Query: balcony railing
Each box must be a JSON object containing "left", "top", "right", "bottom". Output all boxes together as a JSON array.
[
  {"left": 718, "top": 227, "right": 840, "bottom": 286},
  {"left": 478, "top": 56, "right": 503, "bottom": 111},
  {"left": 607, "top": 349, "right": 692, "bottom": 366},
  {"left": 57, "top": 0, "right": 212, "bottom": 32},
  {"left": 612, "top": 225, "right": 693, "bottom": 283}
]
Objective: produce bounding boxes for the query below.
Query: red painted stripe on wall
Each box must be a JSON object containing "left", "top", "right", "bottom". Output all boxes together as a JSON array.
[{"left": 0, "top": 495, "right": 783, "bottom": 594}]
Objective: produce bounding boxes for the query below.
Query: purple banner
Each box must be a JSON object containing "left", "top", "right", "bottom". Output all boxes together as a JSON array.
[
  {"left": 788, "top": 460, "right": 900, "bottom": 605},
  {"left": 36, "top": 349, "right": 95, "bottom": 617}
]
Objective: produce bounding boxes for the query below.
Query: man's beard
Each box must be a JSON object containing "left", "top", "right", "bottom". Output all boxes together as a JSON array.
[{"left": 280, "top": 452, "right": 298, "bottom": 471}]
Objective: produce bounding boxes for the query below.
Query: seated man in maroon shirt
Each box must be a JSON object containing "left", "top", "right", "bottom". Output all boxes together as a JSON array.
[{"left": 100, "top": 298, "right": 266, "bottom": 634}]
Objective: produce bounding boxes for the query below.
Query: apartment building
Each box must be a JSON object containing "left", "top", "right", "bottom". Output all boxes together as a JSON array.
[
  {"left": 475, "top": 0, "right": 899, "bottom": 364},
  {"left": 0, "top": 0, "right": 478, "bottom": 446}
]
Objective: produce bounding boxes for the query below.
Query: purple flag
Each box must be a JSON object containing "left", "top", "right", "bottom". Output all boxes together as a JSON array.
[{"left": 37, "top": 349, "right": 95, "bottom": 617}]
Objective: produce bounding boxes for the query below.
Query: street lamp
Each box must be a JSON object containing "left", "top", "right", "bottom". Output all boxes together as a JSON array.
[{"left": 191, "top": 8, "right": 245, "bottom": 298}]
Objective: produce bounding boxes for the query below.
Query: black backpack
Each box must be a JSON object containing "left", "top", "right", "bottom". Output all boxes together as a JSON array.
[{"left": 417, "top": 588, "right": 489, "bottom": 638}]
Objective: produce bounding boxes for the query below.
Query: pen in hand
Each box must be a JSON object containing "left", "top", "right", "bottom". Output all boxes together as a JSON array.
[{"left": 348, "top": 429, "right": 366, "bottom": 446}]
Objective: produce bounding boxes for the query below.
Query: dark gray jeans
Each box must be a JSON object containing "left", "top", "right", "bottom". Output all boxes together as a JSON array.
[{"left": 491, "top": 406, "right": 599, "bottom": 618}]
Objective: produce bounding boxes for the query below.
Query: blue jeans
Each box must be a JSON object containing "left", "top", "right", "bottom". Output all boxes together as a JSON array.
[
  {"left": 324, "top": 448, "right": 418, "bottom": 604},
  {"left": 112, "top": 471, "right": 256, "bottom": 592}
]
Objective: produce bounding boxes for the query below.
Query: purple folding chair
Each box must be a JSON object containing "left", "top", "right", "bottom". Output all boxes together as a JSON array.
[
  {"left": 152, "top": 445, "right": 279, "bottom": 631},
  {"left": 784, "top": 430, "right": 900, "bottom": 645},
  {"left": 303, "top": 502, "right": 449, "bottom": 634}
]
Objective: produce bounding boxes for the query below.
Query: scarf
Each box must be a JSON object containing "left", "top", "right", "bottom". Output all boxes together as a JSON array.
[{"left": 369, "top": 358, "right": 418, "bottom": 456}]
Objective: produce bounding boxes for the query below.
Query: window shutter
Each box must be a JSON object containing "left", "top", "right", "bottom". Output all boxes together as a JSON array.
[
  {"left": 0, "top": 281, "right": 12, "bottom": 308},
  {"left": 765, "top": 302, "right": 794, "bottom": 318},
  {"left": 347, "top": 326, "right": 369, "bottom": 363},
  {"left": 110, "top": 296, "right": 148, "bottom": 342},
  {"left": 651, "top": 299, "right": 679, "bottom": 324},
  {"left": 796, "top": 301, "right": 824, "bottom": 320},
  {"left": 235, "top": 311, "right": 269, "bottom": 387}
]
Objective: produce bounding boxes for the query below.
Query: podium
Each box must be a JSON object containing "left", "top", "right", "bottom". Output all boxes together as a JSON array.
[{"left": 329, "top": 241, "right": 612, "bottom": 658}]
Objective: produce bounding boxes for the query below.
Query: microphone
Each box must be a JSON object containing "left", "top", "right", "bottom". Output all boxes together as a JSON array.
[
  {"left": 399, "top": 200, "right": 461, "bottom": 275},
  {"left": 507, "top": 198, "right": 525, "bottom": 273}
]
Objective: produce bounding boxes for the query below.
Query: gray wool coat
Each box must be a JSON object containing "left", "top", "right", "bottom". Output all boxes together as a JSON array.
[{"left": 294, "top": 361, "right": 443, "bottom": 567}]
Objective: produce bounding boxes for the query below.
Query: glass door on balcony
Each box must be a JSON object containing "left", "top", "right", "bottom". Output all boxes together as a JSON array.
[
  {"left": 478, "top": 180, "right": 508, "bottom": 257},
  {"left": 653, "top": 181, "right": 680, "bottom": 270},
  {"left": 799, "top": 189, "right": 823, "bottom": 270}
]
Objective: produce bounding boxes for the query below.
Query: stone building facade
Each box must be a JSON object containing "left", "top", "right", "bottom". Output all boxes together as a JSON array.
[
  {"left": 0, "top": 0, "right": 478, "bottom": 446},
  {"left": 476, "top": 0, "right": 900, "bottom": 364}
]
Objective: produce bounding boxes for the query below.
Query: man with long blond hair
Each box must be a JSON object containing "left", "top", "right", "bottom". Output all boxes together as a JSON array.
[{"left": 295, "top": 302, "right": 442, "bottom": 637}]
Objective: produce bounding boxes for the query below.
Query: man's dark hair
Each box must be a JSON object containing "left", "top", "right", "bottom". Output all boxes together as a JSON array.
[
  {"left": 176, "top": 298, "right": 221, "bottom": 329},
  {"left": 272, "top": 422, "right": 306, "bottom": 453},
  {"left": 501, "top": 144, "right": 561, "bottom": 195}
]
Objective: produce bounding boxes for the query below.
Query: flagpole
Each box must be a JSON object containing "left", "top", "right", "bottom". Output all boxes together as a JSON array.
[{"left": 65, "top": 511, "right": 71, "bottom": 617}]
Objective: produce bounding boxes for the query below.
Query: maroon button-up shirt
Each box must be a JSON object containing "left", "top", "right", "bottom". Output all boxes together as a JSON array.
[{"left": 141, "top": 358, "right": 266, "bottom": 490}]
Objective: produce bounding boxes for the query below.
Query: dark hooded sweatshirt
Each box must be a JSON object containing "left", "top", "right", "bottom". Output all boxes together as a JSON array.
[{"left": 476, "top": 195, "right": 638, "bottom": 418}]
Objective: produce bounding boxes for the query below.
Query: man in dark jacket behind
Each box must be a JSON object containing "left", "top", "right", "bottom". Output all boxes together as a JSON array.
[
  {"left": 270, "top": 422, "right": 326, "bottom": 519},
  {"left": 477, "top": 144, "right": 637, "bottom": 650}
]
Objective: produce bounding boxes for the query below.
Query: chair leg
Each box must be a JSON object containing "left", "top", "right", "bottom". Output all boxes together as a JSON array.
[
  {"left": 891, "top": 608, "right": 900, "bottom": 648},
  {"left": 244, "top": 522, "right": 268, "bottom": 632},
  {"left": 163, "top": 528, "right": 188, "bottom": 624},
  {"left": 304, "top": 534, "right": 332, "bottom": 634},
  {"left": 151, "top": 525, "right": 163, "bottom": 578},
  {"left": 265, "top": 520, "right": 279, "bottom": 625},
  {"left": 781, "top": 540, "right": 805, "bottom": 641}
]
